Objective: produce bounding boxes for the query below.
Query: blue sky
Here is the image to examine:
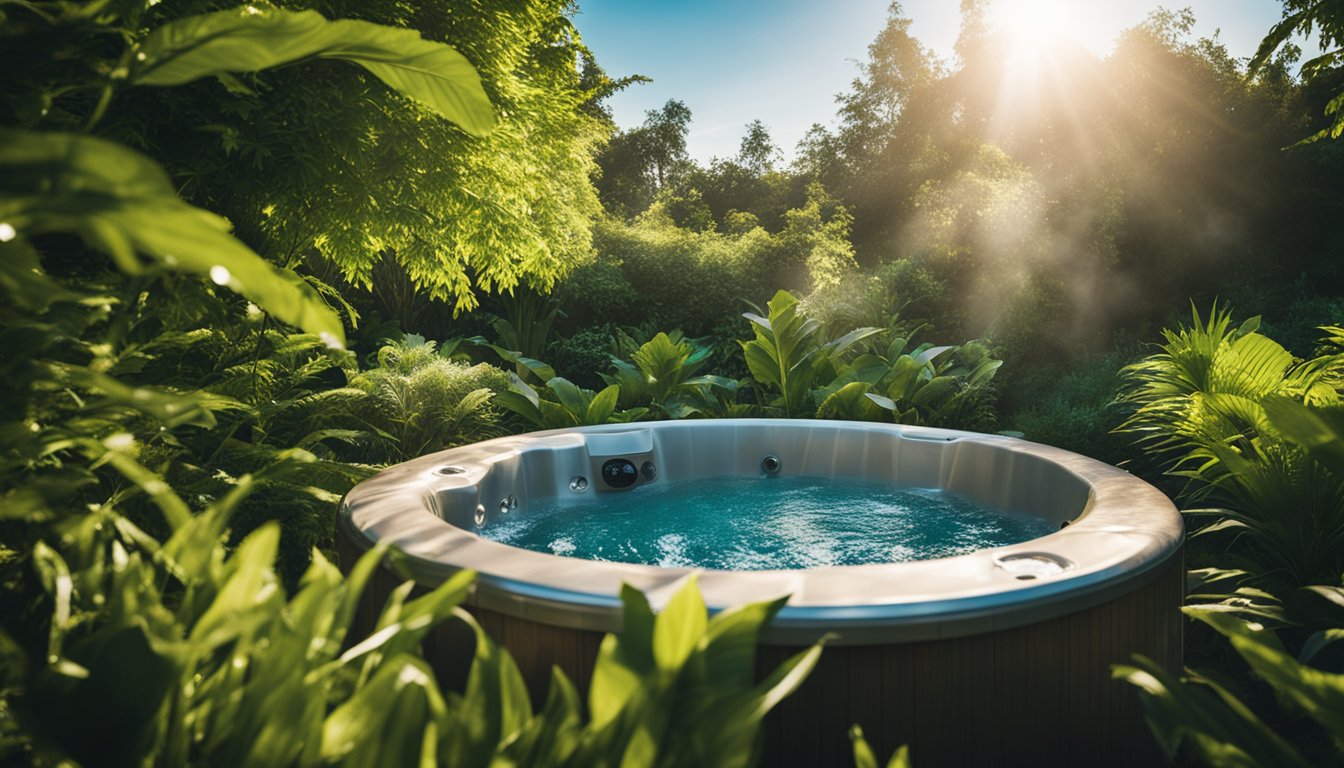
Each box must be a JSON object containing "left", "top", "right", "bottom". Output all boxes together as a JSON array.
[{"left": 572, "top": 0, "right": 1303, "bottom": 164}]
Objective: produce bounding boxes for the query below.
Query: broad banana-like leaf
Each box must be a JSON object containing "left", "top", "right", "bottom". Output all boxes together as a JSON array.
[{"left": 134, "top": 7, "right": 494, "bottom": 137}]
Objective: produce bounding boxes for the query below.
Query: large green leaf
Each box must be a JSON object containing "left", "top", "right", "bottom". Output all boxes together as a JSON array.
[
  {"left": 1263, "top": 397, "right": 1344, "bottom": 477},
  {"left": 189, "top": 523, "right": 282, "bottom": 651},
  {"left": 0, "top": 130, "right": 346, "bottom": 346},
  {"left": 588, "top": 584, "right": 656, "bottom": 728},
  {"left": 701, "top": 596, "right": 788, "bottom": 689},
  {"left": 134, "top": 6, "right": 494, "bottom": 136},
  {"left": 587, "top": 384, "right": 620, "bottom": 425},
  {"left": 1194, "top": 611, "right": 1344, "bottom": 742},
  {"left": 652, "top": 575, "right": 707, "bottom": 671},
  {"left": 321, "top": 654, "right": 447, "bottom": 765}
]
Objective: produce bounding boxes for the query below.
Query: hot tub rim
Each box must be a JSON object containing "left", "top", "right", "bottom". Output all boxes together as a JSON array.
[{"left": 339, "top": 419, "right": 1183, "bottom": 644}]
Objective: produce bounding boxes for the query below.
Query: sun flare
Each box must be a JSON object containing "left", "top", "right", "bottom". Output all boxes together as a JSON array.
[{"left": 993, "top": 0, "right": 1078, "bottom": 47}]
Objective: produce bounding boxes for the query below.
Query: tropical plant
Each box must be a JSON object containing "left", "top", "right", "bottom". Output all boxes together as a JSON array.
[
  {"left": 495, "top": 374, "right": 648, "bottom": 430},
  {"left": 860, "top": 338, "right": 1002, "bottom": 429},
  {"left": 11, "top": 485, "right": 478, "bottom": 766},
  {"left": 1113, "top": 320, "right": 1344, "bottom": 768},
  {"left": 489, "top": 290, "right": 565, "bottom": 370},
  {"left": 0, "top": 2, "right": 498, "bottom": 760},
  {"left": 546, "top": 577, "right": 824, "bottom": 767},
  {"left": 738, "top": 289, "right": 1001, "bottom": 428},
  {"left": 602, "top": 331, "right": 737, "bottom": 417},
  {"left": 1116, "top": 306, "right": 1344, "bottom": 585},
  {"left": 1115, "top": 598, "right": 1344, "bottom": 768},
  {"left": 8, "top": 472, "right": 823, "bottom": 766},
  {"left": 740, "top": 290, "right": 882, "bottom": 418}
]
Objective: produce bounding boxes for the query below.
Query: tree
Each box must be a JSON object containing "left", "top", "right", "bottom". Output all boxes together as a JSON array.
[
  {"left": 643, "top": 98, "right": 693, "bottom": 189},
  {"left": 737, "top": 119, "right": 781, "bottom": 174},
  {"left": 594, "top": 98, "right": 694, "bottom": 218},
  {"left": 1252, "top": 0, "right": 1344, "bottom": 142},
  {"left": 129, "top": 0, "right": 606, "bottom": 313}
]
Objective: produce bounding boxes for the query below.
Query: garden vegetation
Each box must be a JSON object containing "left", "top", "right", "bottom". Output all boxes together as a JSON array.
[{"left": 2, "top": 0, "right": 1343, "bottom": 765}]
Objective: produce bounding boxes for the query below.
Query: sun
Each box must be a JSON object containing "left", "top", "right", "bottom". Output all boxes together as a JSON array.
[{"left": 992, "top": 0, "right": 1078, "bottom": 48}]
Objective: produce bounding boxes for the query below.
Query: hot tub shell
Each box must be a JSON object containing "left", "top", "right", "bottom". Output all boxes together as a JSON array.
[{"left": 339, "top": 420, "right": 1183, "bottom": 766}]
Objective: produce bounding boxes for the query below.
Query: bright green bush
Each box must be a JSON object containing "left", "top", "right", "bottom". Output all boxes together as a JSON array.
[
  {"left": 496, "top": 374, "right": 647, "bottom": 429},
  {"left": 602, "top": 331, "right": 728, "bottom": 417},
  {"left": 588, "top": 211, "right": 805, "bottom": 336},
  {"left": 348, "top": 336, "right": 511, "bottom": 462},
  {"left": 740, "top": 290, "right": 1001, "bottom": 428},
  {"left": 1117, "top": 306, "right": 1344, "bottom": 586}
]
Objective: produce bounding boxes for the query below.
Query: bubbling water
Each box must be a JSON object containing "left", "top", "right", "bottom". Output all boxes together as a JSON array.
[{"left": 480, "top": 476, "right": 1056, "bottom": 571}]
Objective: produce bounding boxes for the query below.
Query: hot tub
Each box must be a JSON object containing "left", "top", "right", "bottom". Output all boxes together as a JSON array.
[{"left": 339, "top": 419, "right": 1183, "bottom": 766}]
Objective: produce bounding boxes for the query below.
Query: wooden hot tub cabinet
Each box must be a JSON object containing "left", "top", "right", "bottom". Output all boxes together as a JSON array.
[{"left": 340, "top": 532, "right": 1183, "bottom": 768}]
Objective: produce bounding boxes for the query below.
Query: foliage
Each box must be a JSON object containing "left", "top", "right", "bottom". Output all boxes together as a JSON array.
[
  {"left": 580, "top": 213, "right": 800, "bottom": 337},
  {"left": 738, "top": 290, "right": 1000, "bottom": 428},
  {"left": 123, "top": 0, "right": 603, "bottom": 314},
  {"left": 549, "top": 324, "right": 620, "bottom": 390},
  {"left": 7, "top": 476, "right": 823, "bottom": 766},
  {"left": 134, "top": 6, "right": 495, "bottom": 137},
  {"left": 1116, "top": 600, "right": 1344, "bottom": 767},
  {"left": 559, "top": 577, "right": 824, "bottom": 767},
  {"left": 602, "top": 331, "right": 736, "bottom": 417},
  {"left": 1250, "top": 0, "right": 1344, "bottom": 143},
  {"left": 12, "top": 491, "right": 478, "bottom": 767},
  {"left": 1116, "top": 306, "right": 1344, "bottom": 585},
  {"left": 851, "top": 726, "right": 912, "bottom": 768},
  {"left": 1116, "top": 350, "right": 1344, "bottom": 768},
  {"left": 348, "top": 336, "right": 510, "bottom": 463},
  {"left": 490, "top": 291, "right": 564, "bottom": 364},
  {"left": 1001, "top": 349, "right": 1136, "bottom": 462},
  {"left": 740, "top": 290, "right": 879, "bottom": 418},
  {"left": 863, "top": 338, "right": 1002, "bottom": 430},
  {"left": 496, "top": 374, "right": 647, "bottom": 430}
]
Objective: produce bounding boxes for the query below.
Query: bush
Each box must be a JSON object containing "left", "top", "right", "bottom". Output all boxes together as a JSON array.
[
  {"left": 1001, "top": 349, "right": 1136, "bottom": 463},
  {"left": 550, "top": 325, "right": 619, "bottom": 389},
  {"left": 586, "top": 211, "right": 809, "bottom": 337},
  {"left": 350, "top": 337, "right": 511, "bottom": 462},
  {"left": 1117, "top": 305, "right": 1344, "bottom": 586}
]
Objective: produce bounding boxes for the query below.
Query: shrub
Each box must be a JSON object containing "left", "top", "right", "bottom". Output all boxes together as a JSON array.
[
  {"left": 550, "top": 324, "right": 619, "bottom": 390},
  {"left": 740, "top": 289, "right": 1002, "bottom": 428},
  {"left": 1116, "top": 305, "right": 1344, "bottom": 586},
  {"left": 1002, "top": 349, "right": 1136, "bottom": 463},
  {"left": 350, "top": 337, "right": 511, "bottom": 462}
]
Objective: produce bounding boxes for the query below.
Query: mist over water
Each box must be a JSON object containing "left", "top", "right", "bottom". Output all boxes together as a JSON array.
[{"left": 480, "top": 476, "right": 1056, "bottom": 570}]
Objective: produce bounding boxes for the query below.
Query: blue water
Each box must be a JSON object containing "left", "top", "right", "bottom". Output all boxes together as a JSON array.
[{"left": 480, "top": 476, "right": 1055, "bottom": 571}]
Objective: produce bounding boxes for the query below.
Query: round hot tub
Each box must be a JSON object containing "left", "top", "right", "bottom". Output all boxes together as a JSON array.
[{"left": 339, "top": 419, "right": 1183, "bottom": 767}]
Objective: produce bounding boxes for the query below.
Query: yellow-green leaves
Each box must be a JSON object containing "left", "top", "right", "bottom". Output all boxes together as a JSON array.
[
  {"left": 583, "top": 576, "right": 823, "bottom": 767},
  {"left": 851, "top": 726, "right": 911, "bottom": 768},
  {"left": 134, "top": 6, "right": 494, "bottom": 137},
  {"left": 653, "top": 574, "right": 707, "bottom": 670},
  {"left": 0, "top": 130, "right": 347, "bottom": 347}
]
